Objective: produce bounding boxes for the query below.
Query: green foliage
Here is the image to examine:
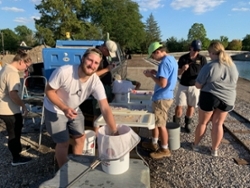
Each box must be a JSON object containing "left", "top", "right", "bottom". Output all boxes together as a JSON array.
[
  {"left": 226, "top": 40, "right": 242, "bottom": 50},
  {"left": 242, "top": 34, "right": 250, "bottom": 51},
  {"left": 14, "top": 25, "right": 35, "bottom": 47},
  {"left": 219, "top": 36, "right": 229, "bottom": 49},
  {"left": 81, "top": 0, "right": 145, "bottom": 50},
  {"left": 188, "top": 23, "right": 207, "bottom": 49},
  {"left": 35, "top": 25, "right": 56, "bottom": 47},
  {"left": 35, "top": 0, "right": 85, "bottom": 45},
  {"left": 166, "top": 37, "right": 188, "bottom": 52},
  {"left": 0, "top": 29, "right": 19, "bottom": 52},
  {"left": 144, "top": 13, "right": 161, "bottom": 50}
]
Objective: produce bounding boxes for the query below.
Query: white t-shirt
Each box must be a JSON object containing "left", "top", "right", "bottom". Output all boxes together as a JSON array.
[
  {"left": 112, "top": 80, "right": 135, "bottom": 94},
  {"left": 44, "top": 64, "right": 106, "bottom": 114}
]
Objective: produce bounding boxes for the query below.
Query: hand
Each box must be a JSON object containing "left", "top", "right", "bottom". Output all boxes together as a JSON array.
[
  {"left": 22, "top": 109, "right": 29, "bottom": 117},
  {"left": 107, "top": 64, "right": 114, "bottom": 71},
  {"left": 182, "top": 64, "right": 189, "bottom": 71},
  {"left": 150, "top": 69, "right": 157, "bottom": 75},
  {"left": 143, "top": 70, "right": 152, "bottom": 77},
  {"left": 22, "top": 106, "right": 29, "bottom": 116},
  {"left": 111, "top": 129, "right": 119, "bottom": 136},
  {"left": 63, "top": 108, "right": 78, "bottom": 119}
]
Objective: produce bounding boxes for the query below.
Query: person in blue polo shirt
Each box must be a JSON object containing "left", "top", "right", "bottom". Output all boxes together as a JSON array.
[{"left": 141, "top": 42, "right": 178, "bottom": 159}]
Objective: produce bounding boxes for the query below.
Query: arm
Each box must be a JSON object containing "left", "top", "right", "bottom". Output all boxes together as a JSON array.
[
  {"left": 9, "top": 90, "right": 28, "bottom": 114},
  {"left": 134, "top": 82, "right": 141, "bottom": 90},
  {"left": 195, "top": 82, "right": 202, "bottom": 89},
  {"left": 178, "top": 64, "right": 189, "bottom": 75},
  {"left": 45, "top": 84, "right": 77, "bottom": 119},
  {"left": 98, "top": 99, "right": 117, "bottom": 134},
  {"left": 96, "top": 64, "right": 113, "bottom": 77},
  {"left": 144, "top": 70, "right": 167, "bottom": 88}
]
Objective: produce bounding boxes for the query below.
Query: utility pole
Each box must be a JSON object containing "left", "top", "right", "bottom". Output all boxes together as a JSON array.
[{"left": 0, "top": 30, "right": 4, "bottom": 55}]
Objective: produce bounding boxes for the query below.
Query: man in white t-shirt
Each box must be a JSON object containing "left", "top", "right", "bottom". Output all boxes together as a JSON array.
[{"left": 44, "top": 48, "right": 118, "bottom": 168}]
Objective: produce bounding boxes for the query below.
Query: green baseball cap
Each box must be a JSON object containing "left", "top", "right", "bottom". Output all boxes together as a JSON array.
[{"left": 148, "top": 42, "right": 163, "bottom": 58}]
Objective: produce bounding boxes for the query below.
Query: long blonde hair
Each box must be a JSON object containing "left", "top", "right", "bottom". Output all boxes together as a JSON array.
[{"left": 208, "top": 41, "right": 233, "bottom": 66}]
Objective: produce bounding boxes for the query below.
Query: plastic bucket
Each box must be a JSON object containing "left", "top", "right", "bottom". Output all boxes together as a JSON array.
[
  {"left": 97, "top": 125, "right": 140, "bottom": 175},
  {"left": 101, "top": 152, "right": 130, "bottom": 175},
  {"left": 82, "top": 130, "right": 96, "bottom": 156},
  {"left": 166, "top": 122, "right": 180, "bottom": 150}
]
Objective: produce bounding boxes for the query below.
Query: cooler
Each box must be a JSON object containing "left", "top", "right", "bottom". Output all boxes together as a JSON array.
[{"left": 42, "top": 48, "right": 86, "bottom": 79}]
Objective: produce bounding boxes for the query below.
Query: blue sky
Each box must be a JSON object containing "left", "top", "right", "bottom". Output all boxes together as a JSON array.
[{"left": 0, "top": 0, "right": 249, "bottom": 41}]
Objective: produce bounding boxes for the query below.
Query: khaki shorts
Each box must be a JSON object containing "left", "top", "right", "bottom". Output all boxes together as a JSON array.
[
  {"left": 175, "top": 84, "right": 200, "bottom": 107},
  {"left": 152, "top": 99, "right": 173, "bottom": 127}
]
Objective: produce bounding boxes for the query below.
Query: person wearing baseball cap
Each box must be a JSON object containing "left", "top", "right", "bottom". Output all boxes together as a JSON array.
[
  {"left": 173, "top": 39, "right": 207, "bottom": 133},
  {"left": 142, "top": 42, "right": 178, "bottom": 159},
  {"left": 105, "top": 40, "right": 117, "bottom": 58}
]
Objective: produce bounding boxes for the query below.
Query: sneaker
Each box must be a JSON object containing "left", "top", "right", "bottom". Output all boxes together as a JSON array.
[
  {"left": 192, "top": 143, "right": 199, "bottom": 152},
  {"left": 21, "top": 145, "right": 31, "bottom": 154},
  {"left": 141, "top": 142, "right": 159, "bottom": 152},
  {"left": 150, "top": 148, "right": 171, "bottom": 159},
  {"left": 11, "top": 156, "right": 32, "bottom": 166},
  {"left": 211, "top": 149, "right": 218, "bottom": 157}
]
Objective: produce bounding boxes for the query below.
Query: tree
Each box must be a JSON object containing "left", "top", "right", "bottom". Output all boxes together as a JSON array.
[
  {"left": 81, "top": 0, "right": 145, "bottom": 50},
  {"left": 144, "top": 13, "right": 161, "bottom": 51},
  {"left": 242, "top": 34, "right": 250, "bottom": 51},
  {"left": 0, "top": 29, "right": 19, "bottom": 52},
  {"left": 219, "top": 36, "right": 229, "bottom": 49},
  {"left": 226, "top": 40, "right": 242, "bottom": 51},
  {"left": 14, "top": 25, "right": 35, "bottom": 47},
  {"left": 187, "top": 23, "right": 207, "bottom": 49},
  {"left": 166, "top": 37, "right": 187, "bottom": 52},
  {"left": 35, "top": 0, "right": 87, "bottom": 46}
]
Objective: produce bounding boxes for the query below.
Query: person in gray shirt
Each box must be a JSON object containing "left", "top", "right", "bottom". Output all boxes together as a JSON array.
[{"left": 192, "top": 41, "right": 239, "bottom": 157}]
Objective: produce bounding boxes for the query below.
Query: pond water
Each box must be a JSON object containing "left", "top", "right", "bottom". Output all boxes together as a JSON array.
[{"left": 234, "top": 60, "right": 250, "bottom": 81}]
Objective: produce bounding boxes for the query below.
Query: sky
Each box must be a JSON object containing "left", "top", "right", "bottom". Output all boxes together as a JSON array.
[{"left": 0, "top": 0, "right": 249, "bottom": 41}]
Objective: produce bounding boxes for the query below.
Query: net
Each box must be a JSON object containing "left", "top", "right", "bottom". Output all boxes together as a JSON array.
[{"left": 97, "top": 125, "right": 140, "bottom": 161}]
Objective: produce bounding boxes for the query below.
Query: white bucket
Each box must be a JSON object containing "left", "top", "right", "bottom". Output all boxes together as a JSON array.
[
  {"left": 101, "top": 152, "right": 130, "bottom": 175},
  {"left": 114, "top": 93, "right": 130, "bottom": 103},
  {"left": 82, "top": 130, "right": 96, "bottom": 156}
]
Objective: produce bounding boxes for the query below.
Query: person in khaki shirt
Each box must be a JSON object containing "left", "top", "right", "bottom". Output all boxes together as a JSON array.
[{"left": 0, "top": 51, "right": 33, "bottom": 166}]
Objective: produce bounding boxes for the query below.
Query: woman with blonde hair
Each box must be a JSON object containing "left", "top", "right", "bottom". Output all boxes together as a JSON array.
[{"left": 193, "top": 41, "right": 239, "bottom": 156}]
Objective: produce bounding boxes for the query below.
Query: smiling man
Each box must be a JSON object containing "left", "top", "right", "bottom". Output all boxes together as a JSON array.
[{"left": 44, "top": 48, "right": 117, "bottom": 168}]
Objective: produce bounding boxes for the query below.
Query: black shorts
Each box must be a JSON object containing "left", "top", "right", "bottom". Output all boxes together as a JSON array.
[{"left": 199, "top": 91, "right": 234, "bottom": 112}]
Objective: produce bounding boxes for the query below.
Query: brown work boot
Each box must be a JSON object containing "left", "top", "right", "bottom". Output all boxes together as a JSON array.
[
  {"left": 141, "top": 142, "right": 159, "bottom": 152},
  {"left": 150, "top": 148, "right": 171, "bottom": 159}
]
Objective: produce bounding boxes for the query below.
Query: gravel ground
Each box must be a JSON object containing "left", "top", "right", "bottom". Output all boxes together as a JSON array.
[{"left": 0, "top": 56, "right": 250, "bottom": 188}]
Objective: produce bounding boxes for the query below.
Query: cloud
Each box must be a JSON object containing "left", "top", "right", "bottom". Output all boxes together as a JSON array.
[
  {"left": 232, "top": 7, "right": 250, "bottom": 11},
  {"left": 1, "top": 7, "right": 25, "bottom": 12},
  {"left": 232, "top": 2, "right": 250, "bottom": 12},
  {"left": 30, "top": 0, "right": 41, "bottom": 4},
  {"left": 133, "top": 0, "right": 165, "bottom": 11},
  {"left": 170, "top": 0, "right": 225, "bottom": 14},
  {"left": 14, "top": 17, "right": 30, "bottom": 24},
  {"left": 14, "top": 15, "right": 39, "bottom": 24},
  {"left": 0, "top": 1, "right": 2, "bottom": 5}
]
